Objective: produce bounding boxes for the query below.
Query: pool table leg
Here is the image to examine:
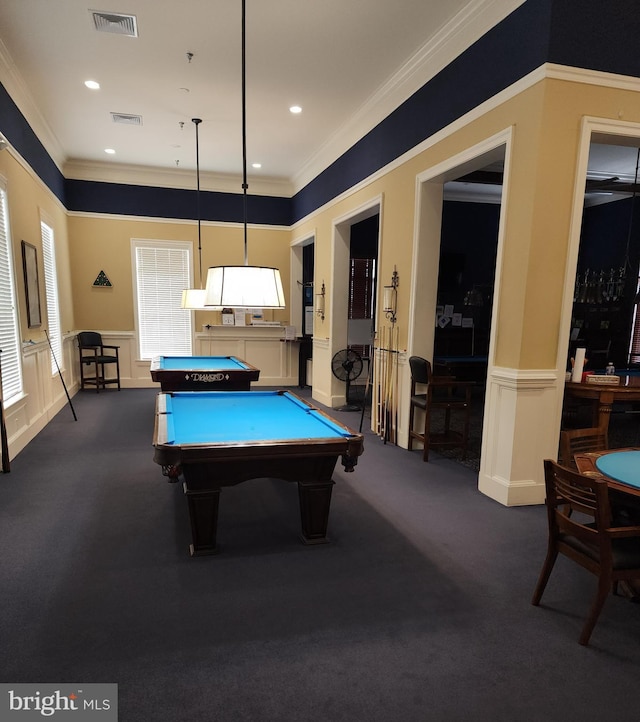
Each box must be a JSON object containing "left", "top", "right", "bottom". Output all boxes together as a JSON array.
[
  {"left": 183, "top": 483, "right": 221, "bottom": 556},
  {"left": 297, "top": 479, "right": 335, "bottom": 544}
]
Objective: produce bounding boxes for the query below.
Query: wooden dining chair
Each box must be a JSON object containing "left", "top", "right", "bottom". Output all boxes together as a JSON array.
[
  {"left": 407, "top": 355, "right": 473, "bottom": 462},
  {"left": 559, "top": 426, "right": 608, "bottom": 469},
  {"left": 531, "top": 459, "right": 640, "bottom": 645}
]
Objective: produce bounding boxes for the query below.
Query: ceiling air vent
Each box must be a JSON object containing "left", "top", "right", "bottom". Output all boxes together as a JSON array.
[
  {"left": 91, "top": 11, "right": 138, "bottom": 37},
  {"left": 111, "top": 113, "right": 142, "bottom": 126}
]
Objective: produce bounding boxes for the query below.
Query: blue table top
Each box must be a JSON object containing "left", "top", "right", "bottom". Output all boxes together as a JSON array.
[
  {"left": 596, "top": 450, "right": 640, "bottom": 490},
  {"left": 155, "top": 355, "right": 248, "bottom": 371},
  {"left": 158, "top": 390, "right": 357, "bottom": 445}
]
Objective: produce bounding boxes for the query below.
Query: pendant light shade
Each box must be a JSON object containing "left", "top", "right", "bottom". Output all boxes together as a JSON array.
[{"left": 205, "top": 265, "right": 285, "bottom": 309}]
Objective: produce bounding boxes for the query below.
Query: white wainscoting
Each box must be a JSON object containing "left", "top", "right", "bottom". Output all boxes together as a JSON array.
[
  {"left": 6, "top": 334, "right": 79, "bottom": 461},
  {"left": 127, "top": 326, "right": 298, "bottom": 388}
]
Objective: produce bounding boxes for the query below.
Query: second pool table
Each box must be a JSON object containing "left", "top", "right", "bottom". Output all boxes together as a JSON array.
[
  {"left": 150, "top": 355, "right": 260, "bottom": 391},
  {"left": 153, "top": 390, "right": 365, "bottom": 555}
]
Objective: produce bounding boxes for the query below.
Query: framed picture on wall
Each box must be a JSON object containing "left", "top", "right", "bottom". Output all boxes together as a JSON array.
[{"left": 21, "top": 241, "right": 41, "bottom": 328}]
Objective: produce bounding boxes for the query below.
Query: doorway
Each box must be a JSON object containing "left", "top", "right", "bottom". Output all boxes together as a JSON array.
[{"left": 408, "top": 132, "right": 509, "bottom": 472}]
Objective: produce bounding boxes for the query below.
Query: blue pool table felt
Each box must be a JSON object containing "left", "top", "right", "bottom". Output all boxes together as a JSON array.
[
  {"left": 158, "top": 355, "right": 250, "bottom": 371},
  {"left": 160, "top": 391, "right": 356, "bottom": 445},
  {"left": 596, "top": 450, "right": 640, "bottom": 489}
]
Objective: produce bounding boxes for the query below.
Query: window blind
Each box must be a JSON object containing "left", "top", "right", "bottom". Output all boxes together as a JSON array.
[
  {"left": 349, "top": 258, "right": 376, "bottom": 320},
  {"left": 41, "top": 220, "right": 62, "bottom": 374},
  {"left": 134, "top": 241, "right": 193, "bottom": 359},
  {"left": 0, "top": 182, "right": 23, "bottom": 402}
]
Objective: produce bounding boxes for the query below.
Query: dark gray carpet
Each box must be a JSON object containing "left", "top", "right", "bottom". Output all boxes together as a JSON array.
[{"left": 2, "top": 388, "right": 640, "bottom": 721}]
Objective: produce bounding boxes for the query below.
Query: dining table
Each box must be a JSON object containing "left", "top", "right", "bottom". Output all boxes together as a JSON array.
[
  {"left": 574, "top": 447, "right": 640, "bottom": 600},
  {"left": 565, "top": 375, "right": 640, "bottom": 433},
  {"left": 574, "top": 447, "right": 640, "bottom": 497}
]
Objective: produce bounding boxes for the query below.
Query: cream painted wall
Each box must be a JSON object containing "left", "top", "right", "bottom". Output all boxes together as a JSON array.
[
  {"left": 68, "top": 215, "right": 292, "bottom": 331},
  {"left": 293, "top": 78, "right": 640, "bottom": 373},
  {"left": 0, "top": 150, "right": 75, "bottom": 342}
]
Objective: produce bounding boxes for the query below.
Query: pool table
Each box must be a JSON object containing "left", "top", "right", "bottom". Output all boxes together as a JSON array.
[
  {"left": 152, "top": 390, "right": 365, "bottom": 556},
  {"left": 150, "top": 355, "right": 260, "bottom": 391},
  {"left": 433, "top": 355, "right": 488, "bottom": 384}
]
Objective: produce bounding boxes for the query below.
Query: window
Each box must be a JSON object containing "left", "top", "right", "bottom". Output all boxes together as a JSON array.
[
  {"left": 349, "top": 258, "right": 376, "bottom": 320},
  {"left": 0, "top": 178, "right": 23, "bottom": 403},
  {"left": 348, "top": 257, "right": 376, "bottom": 358},
  {"left": 132, "top": 239, "right": 193, "bottom": 359},
  {"left": 41, "top": 219, "right": 62, "bottom": 374}
]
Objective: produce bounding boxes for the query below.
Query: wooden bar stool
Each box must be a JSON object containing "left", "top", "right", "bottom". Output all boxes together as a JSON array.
[{"left": 408, "top": 355, "right": 473, "bottom": 462}]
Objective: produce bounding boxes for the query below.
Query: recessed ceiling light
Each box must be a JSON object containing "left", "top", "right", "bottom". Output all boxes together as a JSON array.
[
  {"left": 85, "top": 80, "right": 100, "bottom": 90},
  {"left": 104, "top": 148, "right": 116, "bottom": 155},
  {"left": 289, "top": 105, "right": 302, "bottom": 114},
  {"left": 252, "top": 163, "right": 262, "bottom": 169}
]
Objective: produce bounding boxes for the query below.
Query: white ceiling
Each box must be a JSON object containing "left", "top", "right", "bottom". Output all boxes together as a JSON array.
[
  {"left": 0, "top": 0, "right": 638, "bottom": 199},
  {"left": 0, "top": 0, "right": 481, "bottom": 193}
]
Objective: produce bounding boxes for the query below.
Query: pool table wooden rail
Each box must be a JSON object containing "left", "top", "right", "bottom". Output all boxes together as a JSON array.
[{"left": 150, "top": 354, "right": 260, "bottom": 391}]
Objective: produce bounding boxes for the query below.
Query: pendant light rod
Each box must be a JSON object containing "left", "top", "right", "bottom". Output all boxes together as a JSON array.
[
  {"left": 241, "top": 0, "right": 248, "bottom": 266},
  {"left": 193, "top": 117, "right": 203, "bottom": 288},
  {"left": 202, "top": 0, "right": 285, "bottom": 310}
]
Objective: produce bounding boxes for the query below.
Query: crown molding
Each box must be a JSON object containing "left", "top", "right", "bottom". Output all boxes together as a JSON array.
[
  {"left": 545, "top": 63, "right": 640, "bottom": 93},
  {"left": 63, "top": 159, "right": 293, "bottom": 197},
  {"left": 67, "top": 209, "right": 289, "bottom": 231},
  {"left": 0, "top": 38, "right": 65, "bottom": 171}
]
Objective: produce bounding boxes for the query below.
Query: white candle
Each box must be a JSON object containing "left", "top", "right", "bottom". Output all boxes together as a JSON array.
[{"left": 572, "top": 347, "right": 586, "bottom": 382}]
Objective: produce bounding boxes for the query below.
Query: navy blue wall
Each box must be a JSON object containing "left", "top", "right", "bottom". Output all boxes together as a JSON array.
[
  {"left": 0, "top": 84, "right": 65, "bottom": 202},
  {"left": 64, "top": 180, "right": 291, "bottom": 226}
]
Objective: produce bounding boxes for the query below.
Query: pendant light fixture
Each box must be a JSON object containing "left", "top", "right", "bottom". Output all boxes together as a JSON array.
[
  {"left": 204, "top": 0, "right": 286, "bottom": 310},
  {"left": 181, "top": 117, "right": 211, "bottom": 309}
]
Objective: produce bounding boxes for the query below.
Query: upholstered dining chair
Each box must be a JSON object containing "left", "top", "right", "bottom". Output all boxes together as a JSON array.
[
  {"left": 77, "top": 331, "right": 120, "bottom": 392},
  {"left": 407, "top": 355, "right": 473, "bottom": 462},
  {"left": 531, "top": 459, "right": 640, "bottom": 645}
]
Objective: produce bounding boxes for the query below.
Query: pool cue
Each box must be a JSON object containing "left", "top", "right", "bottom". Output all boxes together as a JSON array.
[
  {"left": 383, "top": 326, "right": 392, "bottom": 443},
  {"left": 374, "top": 330, "right": 381, "bottom": 435},
  {"left": 393, "top": 325, "right": 398, "bottom": 443},
  {"left": 386, "top": 330, "right": 393, "bottom": 440},
  {"left": 45, "top": 330, "right": 77, "bottom": 421},
  {"left": 380, "top": 326, "right": 389, "bottom": 441},
  {"left": 387, "top": 325, "right": 395, "bottom": 443},
  {"left": 359, "top": 329, "right": 376, "bottom": 433},
  {"left": 388, "top": 326, "right": 395, "bottom": 444},
  {"left": 371, "top": 330, "right": 380, "bottom": 434},
  {"left": 0, "top": 350, "right": 9, "bottom": 472}
]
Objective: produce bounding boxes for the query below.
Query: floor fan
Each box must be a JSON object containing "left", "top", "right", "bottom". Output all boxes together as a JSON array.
[{"left": 331, "top": 349, "right": 363, "bottom": 411}]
